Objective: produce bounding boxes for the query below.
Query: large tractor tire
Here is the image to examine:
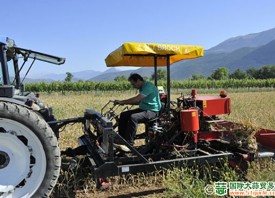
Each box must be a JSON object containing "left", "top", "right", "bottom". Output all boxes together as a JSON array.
[{"left": 0, "top": 102, "right": 61, "bottom": 198}]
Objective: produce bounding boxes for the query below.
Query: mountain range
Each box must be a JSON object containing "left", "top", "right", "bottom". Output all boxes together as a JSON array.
[
  {"left": 28, "top": 27, "right": 275, "bottom": 82},
  {"left": 171, "top": 27, "right": 275, "bottom": 79}
]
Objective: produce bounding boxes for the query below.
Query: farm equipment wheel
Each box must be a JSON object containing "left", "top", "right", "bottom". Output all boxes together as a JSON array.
[{"left": 0, "top": 102, "right": 61, "bottom": 198}]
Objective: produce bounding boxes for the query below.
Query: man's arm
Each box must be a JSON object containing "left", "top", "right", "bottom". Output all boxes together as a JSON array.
[{"left": 115, "top": 94, "right": 145, "bottom": 105}]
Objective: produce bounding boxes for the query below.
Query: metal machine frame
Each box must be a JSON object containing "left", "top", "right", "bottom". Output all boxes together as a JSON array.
[{"left": 59, "top": 102, "right": 275, "bottom": 185}]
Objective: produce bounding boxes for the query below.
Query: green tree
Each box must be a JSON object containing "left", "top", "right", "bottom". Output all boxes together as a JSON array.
[
  {"left": 246, "top": 65, "right": 275, "bottom": 79},
  {"left": 114, "top": 75, "right": 127, "bottom": 82},
  {"left": 229, "top": 69, "right": 247, "bottom": 79},
  {"left": 246, "top": 67, "right": 259, "bottom": 79},
  {"left": 191, "top": 74, "right": 205, "bottom": 80},
  {"left": 65, "top": 72, "right": 73, "bottom": 82},
  {"left": 210, "top": 67, "right": 229, "bottom": 80},
  {"left": 151, "top": 69, "right": 167, "bottom": 81},
  {"left": 258, "top": 65, "right": 275, "bottom": 79}
]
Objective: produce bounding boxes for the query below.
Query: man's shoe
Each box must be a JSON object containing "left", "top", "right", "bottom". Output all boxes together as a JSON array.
[{"left": 114, "top": 144, "right": 131, "bottom": 152}]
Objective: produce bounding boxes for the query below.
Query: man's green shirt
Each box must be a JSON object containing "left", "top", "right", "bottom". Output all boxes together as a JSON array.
[{"left": 139, "top": 81, "right": 161, "bottom": 112}]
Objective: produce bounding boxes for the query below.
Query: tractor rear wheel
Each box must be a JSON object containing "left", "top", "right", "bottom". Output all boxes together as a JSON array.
[{"left": 0, "top": 102, "right": 61, "bottom": 198}]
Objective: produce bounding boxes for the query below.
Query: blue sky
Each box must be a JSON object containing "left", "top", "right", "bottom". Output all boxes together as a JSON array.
[{"left": 2, "top": 0, "right": 275, "bottom": 76}]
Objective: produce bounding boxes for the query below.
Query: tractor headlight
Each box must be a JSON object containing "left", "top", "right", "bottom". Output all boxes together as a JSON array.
[
  {"left": 0, "top": 37, "right": 15, "bottom": 47},
  {"left": 6, "top": 37, "right": 16, "bottom": 48}
]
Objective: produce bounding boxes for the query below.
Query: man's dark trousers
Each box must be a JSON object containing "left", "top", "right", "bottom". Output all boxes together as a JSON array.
[{"left": 118, "top": 108, "right": 158, "bottom": 145}]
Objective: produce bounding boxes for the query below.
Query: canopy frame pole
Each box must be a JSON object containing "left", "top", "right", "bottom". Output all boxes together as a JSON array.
[
  {"left": 154, "top": 55, "right": 158, "bottom": 86},
  {"left": 166, "top": 55, "right": 171, "bottom": 120}
]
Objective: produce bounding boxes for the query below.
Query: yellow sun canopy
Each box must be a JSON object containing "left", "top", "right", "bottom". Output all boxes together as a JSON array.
[{"left": 105, "top": 42, "right": 204, "bottom": 67}]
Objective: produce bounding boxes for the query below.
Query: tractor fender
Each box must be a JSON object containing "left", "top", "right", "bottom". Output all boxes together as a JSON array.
[{"left": 0, "top": 97, "right": 31, "bottom": 109}]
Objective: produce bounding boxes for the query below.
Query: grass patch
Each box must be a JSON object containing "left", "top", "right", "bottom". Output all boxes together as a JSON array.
[{"left": 163, "top": 159, "right": 243, "bottom": 198}]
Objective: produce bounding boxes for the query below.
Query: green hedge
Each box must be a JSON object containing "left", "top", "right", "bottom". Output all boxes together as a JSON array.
[{"left": 25, "top": 79, "right": 275, "bottom": 93}]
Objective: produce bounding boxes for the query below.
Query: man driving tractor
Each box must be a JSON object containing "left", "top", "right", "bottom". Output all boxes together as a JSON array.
[{"left": 115, "top": 73, "right": 161, "bottom": 146}]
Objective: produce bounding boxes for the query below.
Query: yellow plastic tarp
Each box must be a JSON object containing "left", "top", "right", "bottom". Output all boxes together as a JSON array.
[{"left": 105, "top": 42, "right": 204, "bottom": 67}]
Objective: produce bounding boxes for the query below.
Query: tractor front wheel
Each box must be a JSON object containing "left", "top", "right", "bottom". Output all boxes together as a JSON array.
[{"left": 0, "top": 102, "right": 61, "bottom": 198}]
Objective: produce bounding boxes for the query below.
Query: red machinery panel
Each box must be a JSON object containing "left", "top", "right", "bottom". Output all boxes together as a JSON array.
[
  {"left": 196, "top": 96, "right": 231, "bottom": 116},
  {"left": 180, "top": 108, "right": 199, "bottom": 132}
]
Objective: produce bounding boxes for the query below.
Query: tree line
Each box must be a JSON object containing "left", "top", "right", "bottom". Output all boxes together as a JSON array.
[
  {"left": 25, "top": 78, "right": 275, "bottom": 93},
  {"left": 191, "top": 65, "right": 275, "bottom": 80},
  {"left": 28, "top": 65, "right": 274, "bottom": 93},
  {"left": 112, "top": 65, "right": 275, "bottom": 82},
  {"left": 64, "top": 65, "right": 275, "bottom": 83}
]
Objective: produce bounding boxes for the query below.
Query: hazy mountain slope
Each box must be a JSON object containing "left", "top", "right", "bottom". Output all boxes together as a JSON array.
[
  {"left": 231, "top": 39, "right": 275, "bottom": 67},
  {"left": 171, "top": 39, "right": 275, "bottom": 79},
  {"left": 170, "top": 47, "right": 256, "bottom": 79},
  {"left": 90, "top": 67, "right": 154, "bottom": 81},
  {"left": 208, "top": 27, "right": 275, "bottom": 53},
  {"left": 30, "top": 70, "right": 103, "bottom": 81}
]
